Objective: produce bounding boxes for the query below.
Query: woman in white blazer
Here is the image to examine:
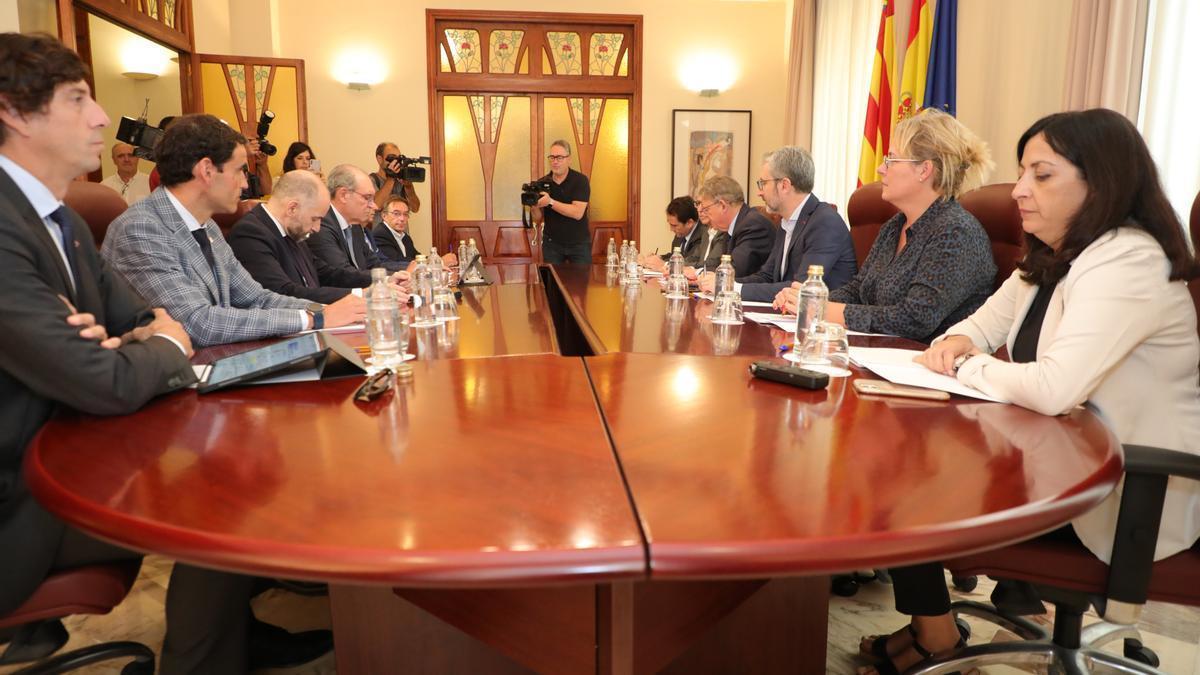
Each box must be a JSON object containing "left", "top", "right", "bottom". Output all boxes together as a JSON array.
[{"left": 858, "top": 108, "right": 1200, "bottom": 675}]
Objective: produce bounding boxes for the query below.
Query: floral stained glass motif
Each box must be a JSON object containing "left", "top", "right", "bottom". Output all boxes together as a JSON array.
[
  {"left": 489, "top": 96, "right": 504, "bottom": 141},
  {"left": 546, "top": 32, "right": 581, "bottom": 75},
  {"left": 143, "top": 0, "right": 158, "bottom": 20},
  {"left": 568, "top": 98, "right": 585, "bottom": 140},
  {"left": 445, "top": 29, "right": 482, "bottom": 73},
  {"left": 489, "top": 30, "right": 524, "bottom": 74},
  {"left": 468, "top": 96, "right": 485, "bottom": 142},
  {"left": 589, "top": 33, "right": 624, "bottom": 76},
  {"left": 589, "top": 99, "right": 603, "bottom": 143},
  {"left": 164, "top": 0, "right": 177, "bottom": 28},
  {"left": 226, "top": 64, "right": 248, "bottom": 122},
  {"left": 253, "top": 66, "right": 271, "bottom": 111}
]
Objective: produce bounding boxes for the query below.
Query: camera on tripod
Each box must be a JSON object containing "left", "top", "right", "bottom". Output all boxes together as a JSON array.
[
  {"left": 255, "top": 110, "right": 277, "bottom": 157},
  {"left": 116, "top": 116, "right": 164, "bottom": 162},
  {"left": 384, "top": 154, "right": 431, "bottom": 182},
  {"left": 520, "top": 180, "right": 553, "bottom": 206}
]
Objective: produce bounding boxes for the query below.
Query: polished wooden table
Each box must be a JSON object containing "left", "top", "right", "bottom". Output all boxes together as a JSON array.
[{"left": 25, "top": 264, "right": 1124, "bottom": 674}]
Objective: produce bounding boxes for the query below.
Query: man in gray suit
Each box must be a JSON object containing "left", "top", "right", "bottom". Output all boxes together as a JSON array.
[{"left": 103, "top": 114, "right": 364, "bottom": 347}]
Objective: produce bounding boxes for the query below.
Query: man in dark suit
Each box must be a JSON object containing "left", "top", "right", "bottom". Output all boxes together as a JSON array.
[
  {"left": 0, "top": 33, "right": 335, "bottom": 675},
  {"left": 691, "top": 175, "right": 773, "bottom": 278},
  {"left": 228, "top": 169, "right": 356, "bottom": 303},
  {"left": 640, "top": 196, "right": 714, "bottom": 272},
  {"left": 373, "top": 194, "right": 419, "bottom": 264},
  {"left": 308, "top": 164, "right": 408, "bottom": 287},
  {"left": 701, "top": 147, "right": 857, "bottom": 301}
]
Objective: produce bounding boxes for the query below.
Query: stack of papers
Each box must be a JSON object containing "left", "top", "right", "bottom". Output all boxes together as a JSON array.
[
  {"left": 693, "top": 293, "right": 774, "bottom": 307},
  {"left": 743, "top": 313, "right": 893, "bottom": 337},
  {"left": 848, "top": 347, "right": 1006, "bottom": 403}
]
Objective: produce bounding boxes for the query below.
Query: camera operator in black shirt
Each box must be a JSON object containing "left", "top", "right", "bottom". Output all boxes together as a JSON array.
[
  {"left": 371, "top": 141, "right": 421, "bottom": 214},
  {"left": 531, "top": 139, "right": 591, "bottom": 264}
]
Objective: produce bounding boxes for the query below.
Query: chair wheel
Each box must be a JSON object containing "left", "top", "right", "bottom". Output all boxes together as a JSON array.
[
  {"left": 1123, "top": 638, "right": 1159, "bottom": 667},
  {"left": 952, "top": 575, "right": 978, "bottom": 592},
  {"left": 955, "top": 617, "right": 972, "bottom": 642},
  {"left": 832, "top": 576, "right": 860, "bottom": 597},
  {"left": 852, "top": 570, "right": 877, "bottom": 583},
  {"left": 122, "top": 659, "right": 155, "bottom": 675}
]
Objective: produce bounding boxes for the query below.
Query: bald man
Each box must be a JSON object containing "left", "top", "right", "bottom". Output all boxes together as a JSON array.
[{"left": 100, "top": 141, "right": 150, "bottom": 204}]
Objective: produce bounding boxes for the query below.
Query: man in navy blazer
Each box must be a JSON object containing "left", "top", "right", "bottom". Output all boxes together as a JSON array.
[
  {"left": 702, "top": 147, "right": 856, "bottom": 301},
  {"left": 228, "top": 170, "right": 356, "bottom": 304},
  {"left": 372, "top": 194, "right": 419, "bottom": 264},
  {"left": 308, "top": 164, "right": 407, "bottom": 288},
  {"left": 691, "top": 175, "right": 773, "bottom": 278}
]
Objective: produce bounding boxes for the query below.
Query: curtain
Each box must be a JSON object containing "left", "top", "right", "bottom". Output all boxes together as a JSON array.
[
  {"left": 1063, "top": 0, "right": 1151, "bottom": 118},
  {"left": 811, "top": 0, "right": 880, "bottom": 214},
  {"left": 1137, "top": 0, "right": 1200, "bottom": 229},
  {"left": 783, "top": 0, "right": 818, "bottom": 150}
]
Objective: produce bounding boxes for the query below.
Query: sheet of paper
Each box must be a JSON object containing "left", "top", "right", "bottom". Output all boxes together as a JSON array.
[
  {"left": 848, "top": 347, "right": 1007, "bottom": 403},
  {"left": 693, "top": 293, "right": 773, "bottom": 307},
  {"left": 641, "top": 270, "right": 664, "bottom": 277},
  {"left": 295, "top": 323, "right": 366, "bottom": 336}
]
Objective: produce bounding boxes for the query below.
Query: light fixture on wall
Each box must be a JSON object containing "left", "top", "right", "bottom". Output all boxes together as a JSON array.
[
  {"left": 120, "top": 38, "right": 172, "bottom": 81},
  {"left": 347, "top": 81, "right": 370, "bottom": 91},
  {"left": 121, "top": 70, "right": 159, "bottom": 81},
  {"left": 333, "top": 48, "right": 387, "bottom": 91},
  {"left": 679, "top": 51, "right": 738, "bottom": 97}
]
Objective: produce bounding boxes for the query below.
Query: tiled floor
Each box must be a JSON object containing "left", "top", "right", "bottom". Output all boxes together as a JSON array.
[{"left": 2, "top": 557, "right": 1197, "bottom": 674}]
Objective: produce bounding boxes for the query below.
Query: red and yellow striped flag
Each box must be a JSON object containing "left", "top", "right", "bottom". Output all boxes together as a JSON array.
[
  {"left": 896, "top": 0, "right": 933, "bottom": 122},
  {"left": 858, "top": 0, "right": 896, "bottom": 187}
]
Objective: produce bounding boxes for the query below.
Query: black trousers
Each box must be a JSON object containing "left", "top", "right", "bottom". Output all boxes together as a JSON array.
[
  {"left": 52, "top": 527, "right": 255, "bottom": 675},
  {"left": 543, "top": 239, "right": 592, "bottom": 264},
  {"left": 887, "top": 526, "right": 1082, "bottom": 618}
]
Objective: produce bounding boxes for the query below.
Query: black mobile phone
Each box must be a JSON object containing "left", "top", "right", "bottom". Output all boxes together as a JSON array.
[{"left": 748, "top": 360, "right": 830, "bottom": 390}]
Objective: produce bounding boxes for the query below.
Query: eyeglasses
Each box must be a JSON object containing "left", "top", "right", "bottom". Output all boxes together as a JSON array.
[
  {"left": 354, "top": 368, "right": 394, "bottom": 402},
  {"left": 883, "top": 153, "right": 924, "bottom": 168},
  {"left": 547, "top": 154, "right": 569, "bottom": 161},
  {"left": 347, "top": 189, "right": 375, "bottom": 201},
  {"left": 386, "top": 210, "right": 408, "bottom": 217},
  {"left": 696, "top": 200, "right": 723, "bottom": 214},
  {"left": 755, "top": 178, "right": 781, "bottom": 190}
]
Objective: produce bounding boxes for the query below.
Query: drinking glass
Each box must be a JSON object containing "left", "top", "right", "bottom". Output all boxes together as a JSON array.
[
  {"left": 710, "top": 290, "right": 744, "bottom": 325},
  {"left": 787, "top": 321, "right": 850, "bottom": 376}
]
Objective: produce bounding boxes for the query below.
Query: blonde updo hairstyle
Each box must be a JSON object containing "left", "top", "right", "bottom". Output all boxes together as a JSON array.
[{"left": 891, "top": 108, "right": 993, "bottom": 200}]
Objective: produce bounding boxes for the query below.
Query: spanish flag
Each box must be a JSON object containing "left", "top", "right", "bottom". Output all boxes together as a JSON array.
[
  {"left": 857, "top": 0, "right": 896, "bottom": 187},
  {"left": 896, "top": 0, "right": 932, "bottom": 122}
]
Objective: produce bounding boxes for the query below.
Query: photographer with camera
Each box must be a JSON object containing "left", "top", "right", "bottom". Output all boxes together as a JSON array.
[
  {"left": 371, "top": 141, "right": 422, "bottom": 214},
  {"left": 242, "top": 111, "right": 277, "bottom": 199},
  {"left": 531, "top": 139, "right": 591, "bottom": 264}
]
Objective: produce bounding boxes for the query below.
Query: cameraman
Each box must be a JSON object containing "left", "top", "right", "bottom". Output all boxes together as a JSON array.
[
  {"left": 371, "top": 141, "right": 421, "bottom": 214},
  {"left": 531, "top": 139, "right": 591, "bottom": 264}
]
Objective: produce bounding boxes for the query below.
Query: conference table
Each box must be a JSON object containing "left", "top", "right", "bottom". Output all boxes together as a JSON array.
[{"left": 25, "top": 264, "right": 1124, "bottom": 674}]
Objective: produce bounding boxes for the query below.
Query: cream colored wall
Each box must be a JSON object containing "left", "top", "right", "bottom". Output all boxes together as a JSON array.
[
  {"left": 241, "top": 0, "right": 789, "bottom": 256},
  {"left": 0, "top": 3, "right": 19, "bottom": 33},
  {"left": 193, "top": 0, "right": 232, "bottom": 54},
  {"left": 87, "top": 14, "right": 183, "bottom": 180},
  {"left": 17, "top": 0, "right": 57, "bottom": 35}
]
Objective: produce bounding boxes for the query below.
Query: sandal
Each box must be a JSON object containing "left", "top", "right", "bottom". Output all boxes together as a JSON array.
[
  {"left": 859, "top": 623, "right": 916, "bottom": 659},
  {"left": 861, "top": 634, "right": 966, "bottom": 675}
]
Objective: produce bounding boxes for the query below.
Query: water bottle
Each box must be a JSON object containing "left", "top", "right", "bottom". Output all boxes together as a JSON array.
[
  {"left": 796, "top": 264, "right": 828, "bottom": 344},
  {"left": 623, "top": 241, "right": 639, "bottom": 283},
  {"left": 464, "top": 238, "right": 482, "bottom": 283},
  {"left": 606, "top": 237, "right": 618, "bottom": 268},
  {"left": 457, "top": 239, "right": 468, "bottom": 279},
  {"left": 664, "top": 246, "right": 688, "bottom": 298},
  {"left": 429, "top": 246, "right": 447, "bottom": 288},
  {"left": 365, "top": 268, "right": 402, "bottom": 368},
  {"left": 411, "top": 255, "right": 438, "bottom": 327},
  {"left": 713, "top": 254, "right": 735, "bottom": 295}
]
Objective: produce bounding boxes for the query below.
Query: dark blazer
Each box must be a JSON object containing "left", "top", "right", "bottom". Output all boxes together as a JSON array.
[
  {"left": 726, "top": 203, "right": 774, "bottom": 277},
  {"left": 308, "top": 207, "right": 402, "bottom": 288},
  {"left": 659, "top": 222, "right": 711, "bottom": 268},
  {"left": 736, "top": 195, "right": 858, "bottom": 301},
  {"left": 227, "top": 204, "right": 352, "bottom": 304},
  {"left": 372, "top": 222, "right": 418, "bottom": 264},
  {"left": 0, "top": 167, "right": 193, "bottom": 614}
]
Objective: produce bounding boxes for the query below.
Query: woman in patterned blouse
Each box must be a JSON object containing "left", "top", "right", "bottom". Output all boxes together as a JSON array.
[{"left": 774, "top": 109, "right": 996, "bottom": 342}]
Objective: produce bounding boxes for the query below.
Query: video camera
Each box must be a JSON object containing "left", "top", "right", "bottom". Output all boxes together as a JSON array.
[
  {"left": 384, "top": 154, "right": 431, "bottom": 183},
  {"left": 116, "top": 116, "right": 164, "bottom": 162},
  {"left": 255, "top": 110, "right": 277, "bottom": 156},
  {"left": 520, "top": 180, "right": 552, "bottom": 207}
]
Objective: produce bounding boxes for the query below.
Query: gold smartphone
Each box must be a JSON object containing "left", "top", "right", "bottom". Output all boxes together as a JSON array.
[{"left": 853, "top": 379, "right": 951, "bottom": 401}]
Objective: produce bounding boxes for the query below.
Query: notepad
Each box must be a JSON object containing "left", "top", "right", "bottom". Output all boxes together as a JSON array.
[
  {"left": 848, "top": 347, "right": 1007, "bottom": 403},
  {"left": 743, "top": 313, "right": 892, "bottom": 337}
]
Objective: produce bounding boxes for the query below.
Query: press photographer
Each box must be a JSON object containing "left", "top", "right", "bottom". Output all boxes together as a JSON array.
[
  {"left": 531, "top": 139, "right": 591, "bottom": 264},
  {"left": 242, "top": 110, "right": 276, "bottom": 198},
  {"left": 372, "top": 141, "right": 424, "bottom": 214}
]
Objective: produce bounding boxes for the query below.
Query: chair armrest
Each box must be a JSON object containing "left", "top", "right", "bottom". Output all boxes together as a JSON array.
[{"left": 1099, "top": 444, "right": 1200, "bottom": 623}]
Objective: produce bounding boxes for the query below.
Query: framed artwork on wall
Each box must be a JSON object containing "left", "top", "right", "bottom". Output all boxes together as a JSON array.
[{"left": 671, "top": 109, "right": 752, "bottom": 200}]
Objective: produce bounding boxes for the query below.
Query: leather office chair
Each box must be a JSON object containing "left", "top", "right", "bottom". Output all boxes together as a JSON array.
[
  {"left": 908, "top": 445, "right": 1200, "bottom": 675},
  {"left": 62, "top": 181, "right": 127, "bottom": 247},
  {"left": 1189, "top": 189, "right": 1199, "bottom": 249},
  {"left": 846, "top": 182, "right": 899, "bottom": 267},
  {"left": 959, "top": 183, "right": 1023, "bottom": 291},
  {"left": 211, "top": 199, "right": 262, "bottom": 238},
  {"left": 0, "top": 560, "right": 154, "bottom": 673},
  {"left": 753, "top": 204, "right": 783, "bottom": 228}
]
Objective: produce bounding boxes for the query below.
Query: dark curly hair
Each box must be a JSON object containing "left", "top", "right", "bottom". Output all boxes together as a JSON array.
[
  {"left": 1016, "top": 109, "right": 1196, "bottom": 286},
  {"left": 282, "top": 141, "right": 316, "bottom": 172},
  {"left": 0, "top": 33, "right": 90, "bottom": 145},
  {"left": 666, "top": 195, "right": 699, "bottom": 225},
  {"left": 155, "top": 114, "right": 246, "bottom": 187}
]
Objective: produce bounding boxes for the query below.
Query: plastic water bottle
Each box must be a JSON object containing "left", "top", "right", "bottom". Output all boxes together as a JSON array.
[
  {"left": 366, "top": 268, "right": 401, "bottom": 368},
  {"left": 457, "top": 240, "right": 468, "bottom": 279},
  {"left": 796, "top": 264, "right": 828, "bottom": 344},
  {"left": 606, "top": 238, "right": 618, "bottom": 268},
  {"left": 411, "top": 255, "right": 438, "bottom": 327},
  {"left": 623, "top": 241, "right": 639, "bottom": 283},
  {"left": 429, "top": 246, "right": 447, "bottom": 288},
  {"left": 464, "top": 238, "right": 482, "bottom": 283},
  {"left": 664, "top": 246, "right": 688, "bottom": 298},
  {"left": 713, "top": 254, "right": 735, "bottom": 295}
]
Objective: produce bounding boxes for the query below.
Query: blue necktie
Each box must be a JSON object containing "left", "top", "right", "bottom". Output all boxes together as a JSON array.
[{"left": 47, "top": 206, "right": 78, "bottom": 281}]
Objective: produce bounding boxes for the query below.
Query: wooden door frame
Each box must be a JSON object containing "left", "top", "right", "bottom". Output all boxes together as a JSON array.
[{"left": 426, "top": 9, "right": 643, "bottom": 261}]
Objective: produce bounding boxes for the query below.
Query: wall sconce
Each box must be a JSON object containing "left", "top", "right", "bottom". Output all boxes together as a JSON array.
[
  {"left": 122, "top": 71, "right": 159, "bottom": 81},
  {"left": 120, "top": 38, "right": 171, "bottom": 81},
  {"left": 347, "top": 81, "right": 370, "bottom": 91},
  {"left": 679, "top": 51, "right": 738, "bottom": 97},
  {"left": 333, "top": 48, "right": 387, "bottom": 91}
]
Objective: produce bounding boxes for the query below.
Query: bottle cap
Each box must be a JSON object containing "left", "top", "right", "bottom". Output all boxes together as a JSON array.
[
  {"left": 721, "top": 254, "right": 732, "bottom": 262},
  {"left": 673, "top": 246, "right": 681, "bottom": 253},
  {"left": 371, "top": 267, "right": 388, "bottom": 280},
  {"left": 469, "top": 238, "right": 476, "bottom": 245},
  {"left": 416, "top": 254, "right": 427, "bottom": 262},
  {"left": 430, "top": 246, "right": 438, "bottom": 254},
  {"left": 460, "top": 240, "right": 466, "bottom": 245},
  {"left": 808, "top": 264, "right": 824, "bottom": 275}
]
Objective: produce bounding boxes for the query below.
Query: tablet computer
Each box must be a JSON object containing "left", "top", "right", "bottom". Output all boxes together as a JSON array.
[{"left": 197, "top": 332, "right": 327, "bottom": 393}]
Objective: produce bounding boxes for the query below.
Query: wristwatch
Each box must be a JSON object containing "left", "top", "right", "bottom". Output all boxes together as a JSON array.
[
  {"left": 952, "top": 354, "right": 971, "bottom": 372},
  {"left": 305, "top": 302, "right": 325, "bottom": 330}
]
